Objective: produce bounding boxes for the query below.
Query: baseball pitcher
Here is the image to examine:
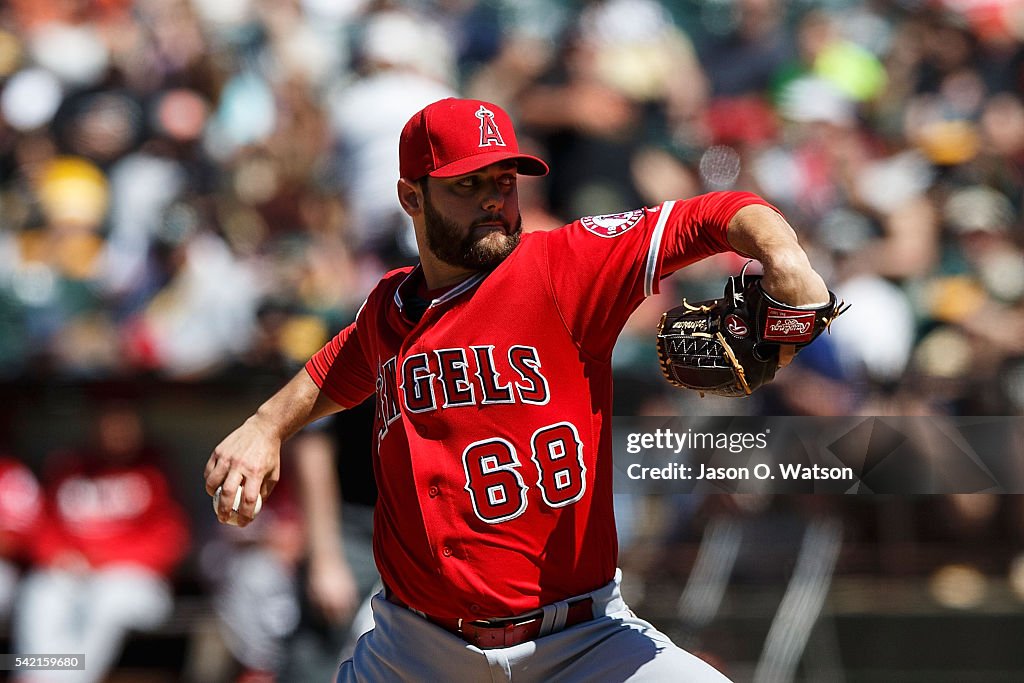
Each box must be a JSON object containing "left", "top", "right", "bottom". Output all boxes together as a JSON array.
[{"left": 205, "top": 98, "right": 840, "bottom": 682}]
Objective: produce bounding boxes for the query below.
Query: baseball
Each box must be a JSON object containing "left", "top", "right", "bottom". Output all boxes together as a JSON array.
[{"left": 213, "top": 485, "right": 262, "bottom": 526}]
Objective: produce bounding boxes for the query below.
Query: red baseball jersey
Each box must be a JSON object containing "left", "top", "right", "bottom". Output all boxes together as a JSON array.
[
  {"left": 31, "top": 453, "right": 190, "bottom": 575},
  {"left": 307, "top": 191, "right": 774, "bottom": 618}
]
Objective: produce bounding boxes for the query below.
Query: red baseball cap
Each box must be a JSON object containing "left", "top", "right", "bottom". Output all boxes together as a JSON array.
[{"left": 399, "top": 98, "right": 549, "bottom": 180}]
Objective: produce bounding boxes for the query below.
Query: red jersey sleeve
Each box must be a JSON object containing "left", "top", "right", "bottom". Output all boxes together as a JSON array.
[
  {"left": 543, "top": 191, "right": 776, "bottom": 358},
  {"left": 655, "top": 191, "right": 779, "bottom": 279},
  {"left": 306, "top": 305, "right": 376, "bottom": 409}
]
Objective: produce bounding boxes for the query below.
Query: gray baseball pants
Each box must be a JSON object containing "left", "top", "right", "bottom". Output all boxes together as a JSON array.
[
  {"left": 336, "top": 569, "right": 732, "bottom": 682},
  {"left": 12, "top": 566, "right": 172, "bottom": 683}
]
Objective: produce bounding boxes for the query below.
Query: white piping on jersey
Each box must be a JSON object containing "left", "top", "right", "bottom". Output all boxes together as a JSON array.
[
  {"left": 394, "top": 268, "right": 417, "bottom": 311},
  {"left": 394, "top": 266, "right": 488, "bottom": 312},
  {"left": 391, "top": 270, "right": 411, "bottom": 311},
  {"left": 644, "top": 200, "right": 675, "bottom": 298},
  {"left": 431, "top": 272, "right": 488, "bottom": 307}
]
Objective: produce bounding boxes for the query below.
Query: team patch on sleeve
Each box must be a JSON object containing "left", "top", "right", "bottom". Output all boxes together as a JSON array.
[{"left": 580, "top": 209, "right": 645, "bottom": 238}]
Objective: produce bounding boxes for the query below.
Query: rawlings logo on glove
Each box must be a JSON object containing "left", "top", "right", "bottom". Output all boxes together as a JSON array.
[
  {"left": 656, "top": 265, "right": 849, "bottom": 397},
  {"left": 764, "top": 309, "right": 816, "bottom": 341}
]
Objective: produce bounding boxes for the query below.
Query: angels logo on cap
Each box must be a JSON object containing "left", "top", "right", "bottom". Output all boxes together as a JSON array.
[
  {"left": 476, "top": 106, "right": 506, "bottom": 148},
  {"left": 399, "top": 98, "right": 548, "bottom": 180}
]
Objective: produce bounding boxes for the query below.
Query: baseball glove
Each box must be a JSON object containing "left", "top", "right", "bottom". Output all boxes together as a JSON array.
[{"left": 656, "top": 264, "right": 849, "bottom": 397}]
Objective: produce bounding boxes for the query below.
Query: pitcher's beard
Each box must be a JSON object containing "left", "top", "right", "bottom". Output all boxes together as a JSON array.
[{"left": 423, "top": 196, "right": 522, "bottom": 270}]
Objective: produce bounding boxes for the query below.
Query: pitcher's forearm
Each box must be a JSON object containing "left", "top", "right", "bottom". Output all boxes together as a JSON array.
[
  {"left": 250, "top": 369, "right": 345, "bottom": 443},
  {"left": 726, "top": 204, "right": 828, "bottom": 306},
  {"left": 204, "top": 369, "right": 344, "bottom": 522}
]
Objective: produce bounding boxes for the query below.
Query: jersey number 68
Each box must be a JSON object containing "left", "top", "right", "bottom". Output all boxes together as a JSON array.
[{"left": 462, "top": 421, "right": 586, "bottom": 524}]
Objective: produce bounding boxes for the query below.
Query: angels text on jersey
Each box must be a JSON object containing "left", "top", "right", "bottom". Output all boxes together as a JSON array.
[{"left": 375, "top": 344, "right": 550, "bottom": 443}]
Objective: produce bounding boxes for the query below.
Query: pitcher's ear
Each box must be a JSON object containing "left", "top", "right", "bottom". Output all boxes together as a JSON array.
[{"left": 397, "top": 178, "right": 422, "bottom": 215}]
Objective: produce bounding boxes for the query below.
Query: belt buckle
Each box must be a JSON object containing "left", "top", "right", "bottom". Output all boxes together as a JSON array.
[{"left": 466, "top": 614, "right": 529, "bottom": 630}]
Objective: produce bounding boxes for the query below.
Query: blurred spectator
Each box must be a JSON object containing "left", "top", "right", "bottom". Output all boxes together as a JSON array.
[
  {"left": 11, "top": 401, "right": 190, "bottom": 683},
  {"left": 699, "top": 0, "right": 795, "bottom": 98},
  {"left": 517, "top": 0, "right": 704, "bottom": 220},
  {"left": 0, "top": 457, "right": 43, "bottom": 624},
  {"left": 279, "top": 398, "right": 378, "bottom": 682},
  {"left": 119, "top": 221, "right": 263, "bottom": 378},
  {"left": 325, "top": 7, "right": 456, "bottom": 266},
  {"left": 196, "top": 483, "right": 305, "bottom": 683}
]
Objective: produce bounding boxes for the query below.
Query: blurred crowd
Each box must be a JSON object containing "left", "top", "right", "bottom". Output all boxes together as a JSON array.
[
  {"left": 0, "top": 401, "right": 191, "bottom": 683},
  {"left": 0, "top": 0, "right": 1021, "bottom": 415},
  {"left": 0, "top": 397, "right": 375, "bottom": 683},
  {"left": 2, "top": 2, "right": 1024, "bottom": 679}
]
